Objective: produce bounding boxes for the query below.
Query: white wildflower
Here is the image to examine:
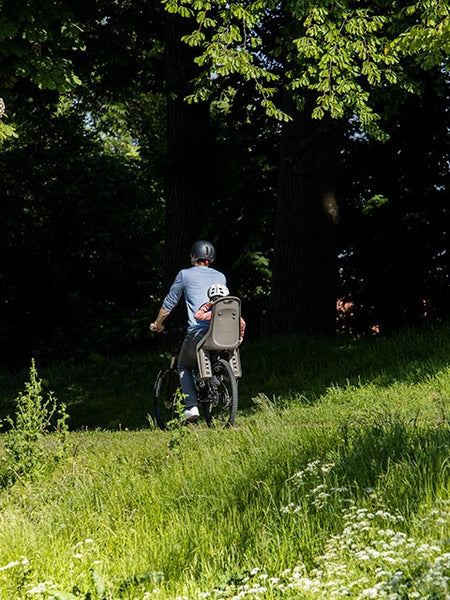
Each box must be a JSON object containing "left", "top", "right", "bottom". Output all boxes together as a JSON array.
[
  {"left": 305, "top": 460, "right": 321, "bottom": 472},
  {"left": 1, "top": 557, "right": 29, "bottom": 572},
  {"left": 0, "top": 560, "right": 21, "bottom": 572},
  {"left": 321, "top": 462, "right": 335, "bottom": 472},
  {"left": 26, "top": 581, "right": 57, "bottom": 595},
  {"left": 311, "top": 484, "right": 327, "bottom": 494},
  {"left": 360, "top": 581, "right": 386, "bottom": 598}
]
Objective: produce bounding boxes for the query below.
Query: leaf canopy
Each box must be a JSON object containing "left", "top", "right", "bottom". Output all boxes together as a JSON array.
[
  {"left": 0, "top": 1, "right": 84, "bottom": 140},
  {"left": 162, "top": 0, "right": 450, "bottom": 137}
]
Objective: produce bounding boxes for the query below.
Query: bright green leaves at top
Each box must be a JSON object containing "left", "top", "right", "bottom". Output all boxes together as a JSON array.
[
  {"left": 163, "top": 0, "right": 290, "bottom": 121},
  {"left": 394, "top": 2, "right": 450, "bottom": 70},
  {"left": 162, "top": 0, "right": 450, "bottom": 138},
  {"left": 0, "top": 2, "right": 84, "bottom": 90},
  {"left": 289, "top": 6, "right": 404, "bottom": 138}
]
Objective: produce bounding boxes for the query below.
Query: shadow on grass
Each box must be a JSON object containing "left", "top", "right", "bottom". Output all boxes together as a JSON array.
[
  {"left": 0, "top": 320, "right": 449, "bottom": 430},
  {"left": 239, "top": 319, "right": 450, "bottom": 407},
  {"left": 0, "top": 352, "right": 165, "bottom": 431}
]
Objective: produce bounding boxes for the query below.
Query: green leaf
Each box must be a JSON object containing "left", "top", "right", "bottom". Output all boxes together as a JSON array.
[
  {"left": 362, "top": 194, "right": 390, "bottom": 215},
  {"left": 0, "top": 120, "right": 18, "bottom": 142}
]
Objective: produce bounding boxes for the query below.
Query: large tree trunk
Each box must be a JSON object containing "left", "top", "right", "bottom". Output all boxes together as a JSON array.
[
  {"left": 263, "top": 98, "right": 340, "bottom": 335},
  {"left": 163, "top": 13, "right": 212, "bottom": 289}
]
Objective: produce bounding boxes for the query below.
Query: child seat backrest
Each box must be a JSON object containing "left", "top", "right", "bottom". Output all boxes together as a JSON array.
[{"left": 200, "top": 296, "right": 241, "bottom": 351}]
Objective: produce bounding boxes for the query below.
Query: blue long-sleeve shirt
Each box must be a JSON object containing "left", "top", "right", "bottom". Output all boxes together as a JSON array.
[{"left": 162, "top": 266, "right": 227, "bottom": 333}]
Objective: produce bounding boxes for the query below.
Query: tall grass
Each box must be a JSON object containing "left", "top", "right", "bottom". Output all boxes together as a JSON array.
[{"left": 0, "top": 321, "right": 449, "bottom": 599}]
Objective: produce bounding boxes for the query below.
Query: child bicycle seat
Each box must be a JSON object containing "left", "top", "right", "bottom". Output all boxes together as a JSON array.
[{"left": 196, "top": 296, "right": 242, "bottom": 379}]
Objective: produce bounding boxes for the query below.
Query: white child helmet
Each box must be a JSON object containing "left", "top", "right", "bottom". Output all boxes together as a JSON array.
[{"left": 207, "top": 283, "right": 229, "bottom": 300}]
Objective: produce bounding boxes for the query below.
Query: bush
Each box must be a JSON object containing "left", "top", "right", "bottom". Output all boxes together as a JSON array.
[{"left": 0, "top": 359, "right": 69, "bottom": 486}]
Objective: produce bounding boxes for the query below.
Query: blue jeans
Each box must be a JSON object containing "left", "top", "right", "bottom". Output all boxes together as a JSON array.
[{"left": 177, "top": 329, "right": 207, "bottom": 408}]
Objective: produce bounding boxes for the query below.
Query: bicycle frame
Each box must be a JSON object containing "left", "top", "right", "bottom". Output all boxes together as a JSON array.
[{"left": 153, "top": 330, "right": 239, "bottom": 428}]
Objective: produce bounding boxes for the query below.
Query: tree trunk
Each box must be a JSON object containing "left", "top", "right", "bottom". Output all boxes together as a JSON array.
[
  {"left": 163, "top": 13, "right": 212, "bottom": 289},
  {"left": 263, "top": 97, "right": 340, "bottom": 335}
]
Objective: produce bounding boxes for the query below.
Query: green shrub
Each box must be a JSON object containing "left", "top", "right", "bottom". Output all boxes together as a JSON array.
[{"left": 0, "top": 359, "right": 69, "bottom": 486}]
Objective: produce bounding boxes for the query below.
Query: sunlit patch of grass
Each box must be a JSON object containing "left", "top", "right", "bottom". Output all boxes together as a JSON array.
[
  {"left": 0, "top": 413, "right": 448, "bottom": 599},
  {"left": 186, "top": 499, "right": 449, "bottom": 600},
  {"left": 0, "top": 321, "right": 448, "bottom": 598}
]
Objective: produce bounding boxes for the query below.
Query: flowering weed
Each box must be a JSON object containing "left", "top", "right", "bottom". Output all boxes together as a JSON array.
[{"left": 0, "top": 359, "right": 69, "bottom": 486}]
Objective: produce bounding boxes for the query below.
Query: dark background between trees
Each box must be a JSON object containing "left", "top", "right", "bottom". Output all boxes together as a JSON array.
[{"left": 0, "top": 1, "right": 448, "bottom": 368}]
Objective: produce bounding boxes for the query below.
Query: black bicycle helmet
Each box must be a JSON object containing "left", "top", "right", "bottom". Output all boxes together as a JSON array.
[{"left": 190, "top": 240, "right": 216, "bottom": 263}]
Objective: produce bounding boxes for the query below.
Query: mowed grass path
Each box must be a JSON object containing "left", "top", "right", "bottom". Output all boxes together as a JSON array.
[{"left": 0, "top": 321, "right": 449, "bottom": 599}]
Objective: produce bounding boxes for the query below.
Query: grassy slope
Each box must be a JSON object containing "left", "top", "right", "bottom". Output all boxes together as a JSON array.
[
  {"left": 0, "top": 321, "right": 449, "bottom": 599},
  {"left": 2, "top": 320, "right": 449, "bottom": 430}
]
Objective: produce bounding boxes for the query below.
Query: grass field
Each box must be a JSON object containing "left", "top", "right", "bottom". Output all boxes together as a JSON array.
[{"left": 0, "top": 321, "right": 449, "bottom": 599}]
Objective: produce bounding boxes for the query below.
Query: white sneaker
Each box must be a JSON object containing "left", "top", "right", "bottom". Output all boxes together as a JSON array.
[{"left": 181, "top": 406, "right": 200, "bottom": 423}]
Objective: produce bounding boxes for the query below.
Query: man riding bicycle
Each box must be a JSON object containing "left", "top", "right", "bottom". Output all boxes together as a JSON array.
[{"left": 150, "top": 240, "right": 227, "bottom": 422}]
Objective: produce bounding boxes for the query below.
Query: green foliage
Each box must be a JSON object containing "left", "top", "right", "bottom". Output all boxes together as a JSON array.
[
  {"left": 337, "top": 75, "right": 449, "bottom": 332},
  {"left": 0, "top": 96, "right": 17, "bottom": 141},
  {"left": 0, "top": 359, "right": 69, "bottom": 486},
  {"left": 0, "top": 2, "right": 84, "bottom": 141},
  {"left": 361, "top": 194, "right": 390, "bottom": 215},
  {"left": 0, "top": 119, "right": 17, "bottom": 143},
  {"left": 163, "top": 0, "right": 450, "bottom": 137},
  {"left": 166, "top": 388, "right": 192, "bottom": 454},
  {"left": 394, "top": 2, "right": 450, "bottom": 69},
  {"left": 0, "top": 103, "right": 164, "bottom": 365},
  {"left": 0, "top": 1, "right": 167, "bottom": 363}
]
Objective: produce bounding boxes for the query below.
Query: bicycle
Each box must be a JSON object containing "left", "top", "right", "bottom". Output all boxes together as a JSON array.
[{"left": 153, "top": 297, "right": 242, "bottom": 429}]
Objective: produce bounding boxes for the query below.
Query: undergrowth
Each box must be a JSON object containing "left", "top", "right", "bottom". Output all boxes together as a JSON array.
[{"left": 0, "top": 359, "right": 69, "bottom": 487}]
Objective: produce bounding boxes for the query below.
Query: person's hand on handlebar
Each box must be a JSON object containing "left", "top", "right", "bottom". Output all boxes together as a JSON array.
[{"left": 150, "top": 307, "right": 171, "bottom": 333}]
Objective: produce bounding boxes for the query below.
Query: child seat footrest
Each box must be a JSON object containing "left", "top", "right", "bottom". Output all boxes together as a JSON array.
[
  {"left": 197, "top": 347, "right": 213, "bottom": 379},
  {"left": 197, "top": 347, "right": 242, "bottom": 379},
  {"left": 229, "top": 349, "right": 242, "bottom": 378}
]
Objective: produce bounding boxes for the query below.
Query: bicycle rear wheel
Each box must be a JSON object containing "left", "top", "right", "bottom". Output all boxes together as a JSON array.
[
  {"left": 153, "top": 367, "right": 180, "bottom": 430},
  {"left": 210, "top": 358, "right": 238, "bottom": 427}
]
